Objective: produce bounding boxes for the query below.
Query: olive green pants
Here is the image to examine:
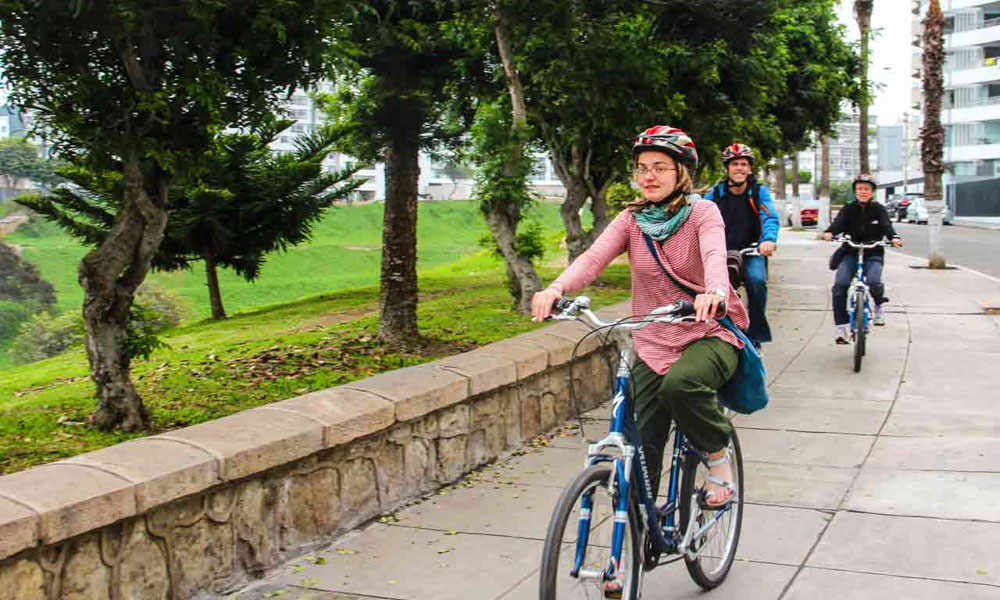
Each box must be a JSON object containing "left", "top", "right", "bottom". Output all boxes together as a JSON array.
[{"left": 632, "top": 337, "right": 739, "bottom": 497}]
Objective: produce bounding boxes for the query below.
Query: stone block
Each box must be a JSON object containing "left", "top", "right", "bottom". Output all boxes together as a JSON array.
[
  {"left": 345, "top": 364, "right": 468, "bottom": 422},
  {"left": 436, "top": 435, "right": 468, "bottom": 483},
  {"left": 173, "top": 518, "right": 235, "bottom": 596},
  {"left": 338, "top": 459, "right": 378, "bottom": 529},
  {"left": 0, "top": 495, "right": 38, "bottom": 561},
  {"left": 157, "top": 408, "right": 323, "bottom": 481},
  {"left": 0, "top": 558, "right": 45, "bottom": 599},
  {"left": 232, "top": 480, "right": 276, "bottom": 575},
  {"left": 435, "top": 349, "right": 517, "bottom": 396},
  {"left": 61, "top": 534, "right": 109, "bottom": 600},
  {"left": 474, "top": 338, "right": 549, "bottom": 380},
  {"left": 465, "top": 429, "right": 489, "bottom": 468},
  {"left": 0, "top": 464, "right": 134, "bottom": 545},
  {"left": 373, "top": 442, "right": 405, "bottom": 507},
  {"left": 120, "top": 528, "right": 169, "bottom": 600},
  {"left": 61, "top": 438, "right": 218, "bottom": 513},
  {"left": 520, "top": 391, "right": 542, "bottom": 439},
  {"left": 438, "top": 404, "right": 470, "bottom": 437},
  {"left": 471, "top": 395, "right": 501, "bottom": 428},
  {"left": 281, "top": 467, "right": 340, "bottom": 549},
  {"left": 270, "top": 387, "right": 395, "bottom": 448},
  {"left": 483, "top": 421, "right": 507, "bottom": 458},
  {"left": 402, "top": 438, "right": 433, "bottom": 496},
  {"left": 539, "top": 392, "right": 559, "bottom": 431},
  {"left": 499, "top": 387, "right": 523, "bottom": 447}
]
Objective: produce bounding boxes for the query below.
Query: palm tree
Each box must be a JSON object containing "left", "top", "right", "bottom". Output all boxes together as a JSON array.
[
  {"left": 922, "top": 0, "right": 946, "bottom": 268},
  {"left": 855, "top": 0, "right": 874, "bottom": 173}
]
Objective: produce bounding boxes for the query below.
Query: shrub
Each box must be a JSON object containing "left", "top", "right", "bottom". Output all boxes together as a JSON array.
[
  {"left": 606, "top": 182, "right": 639, "bottom": 216},
  {"left": 8, "top": 282, "right": 186, "bottom": 364},
  {"left": 8, "top": 311, "right": 86, "bottom": 364}
]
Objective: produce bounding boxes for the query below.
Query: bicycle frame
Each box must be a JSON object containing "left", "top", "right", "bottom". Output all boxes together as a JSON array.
[
  {"left": 555, "top": 300, "right": 734, "bottom": 582},
  {"left": 848, "top": 245, "right": 873, "bottom": 337}
]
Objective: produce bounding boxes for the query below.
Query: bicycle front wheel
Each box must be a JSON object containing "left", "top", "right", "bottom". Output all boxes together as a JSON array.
[
  {"left": 853, "top": 289, "right": 866, "bottom": 372},
  {"left": 540, "top": 464, "right": 642, "bottom": 600},
  {"left": 679, "top": 428, "right": 744, "bottom": 589}
]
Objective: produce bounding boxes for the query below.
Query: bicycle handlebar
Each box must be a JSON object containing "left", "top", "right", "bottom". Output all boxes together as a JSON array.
[
  {"left": 547, "top": 295, "right": 697, "bottom": 333},
  {"left": 738, "top": 243, "right": 761, "bottom": 257},
  {"left": 833, "top": 235, "right": 890, "bottom": 250}
]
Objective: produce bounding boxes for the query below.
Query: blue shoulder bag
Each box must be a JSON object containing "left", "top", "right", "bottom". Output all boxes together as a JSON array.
[{"left": 642, "top": 234, "right": 769, "bottom": 414}]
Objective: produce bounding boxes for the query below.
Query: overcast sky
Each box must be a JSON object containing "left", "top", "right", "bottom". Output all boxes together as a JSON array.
[{"left": 836, "top": 0, "right": 913, "bottom": 127}]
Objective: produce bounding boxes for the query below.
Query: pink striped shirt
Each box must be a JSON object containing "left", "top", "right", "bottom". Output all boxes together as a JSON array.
[{"left": 553, "top": 198, "right": 749, "bottom": 375}]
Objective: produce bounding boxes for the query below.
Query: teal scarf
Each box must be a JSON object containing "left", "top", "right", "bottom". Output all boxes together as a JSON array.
[{"left": 635, "top": 194, "right": 698, "bottom": 241}]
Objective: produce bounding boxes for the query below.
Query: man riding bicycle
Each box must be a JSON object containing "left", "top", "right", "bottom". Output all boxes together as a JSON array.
[
  {"left": 822, "top": 173, "right": 902, "bottom": 344},
  {"left": 703, "top": 143, "right": 778, "bottom": 352}
]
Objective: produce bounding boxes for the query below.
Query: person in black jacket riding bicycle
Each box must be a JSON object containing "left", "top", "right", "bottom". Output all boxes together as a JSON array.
[{"left": 822, "top": 173, "right": 902, "bottom": 344}]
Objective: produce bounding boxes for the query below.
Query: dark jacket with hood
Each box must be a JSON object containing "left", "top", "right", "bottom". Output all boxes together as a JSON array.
[{"left": 825, "top": 200, "right": 899, "bottom": 259}]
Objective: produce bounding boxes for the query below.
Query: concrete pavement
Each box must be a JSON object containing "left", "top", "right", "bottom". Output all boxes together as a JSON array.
[{"left": 235, "top": 229, "right": 1000, "bottom": 600}]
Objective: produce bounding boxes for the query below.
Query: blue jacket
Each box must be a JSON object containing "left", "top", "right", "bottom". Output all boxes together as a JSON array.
[{"left": 703, "top": 180, "right": 779, "bottom": 244}]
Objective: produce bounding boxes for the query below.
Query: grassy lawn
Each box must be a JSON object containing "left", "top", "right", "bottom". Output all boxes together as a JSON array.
[{"left": 0, "top": 201, "right": 626, "bottom": 474}]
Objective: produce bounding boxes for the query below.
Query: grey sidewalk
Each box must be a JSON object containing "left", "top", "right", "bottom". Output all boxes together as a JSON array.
[{"left": 237, "top": 230, "right": 1000, "bottom": 600}]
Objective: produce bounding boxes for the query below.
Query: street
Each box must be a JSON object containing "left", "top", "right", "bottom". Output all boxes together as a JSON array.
[{"left": 886, "top": 222, "right": 1000, "bottom": 280}]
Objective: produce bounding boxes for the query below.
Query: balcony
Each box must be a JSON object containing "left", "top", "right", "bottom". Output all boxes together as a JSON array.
[
  {"left": 944, "top": 142, "right": 1000, "bottom": 162},
  {"left": 942, "top": 98, "right": 1000, "bottom": 123},
  {"left": 942, "top": 1, "right": 1000, "bottom": 11},
  {"left": 945, "top": 62, "right": 1000, "bottom": 86},
  {"left": 947, "top": 22, "right": 1000, "bottom": 48}
]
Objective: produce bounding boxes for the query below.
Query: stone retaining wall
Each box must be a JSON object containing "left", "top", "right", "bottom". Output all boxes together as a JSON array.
[{"left": 0, "top": 302, "right": 629, "bottom": 599}]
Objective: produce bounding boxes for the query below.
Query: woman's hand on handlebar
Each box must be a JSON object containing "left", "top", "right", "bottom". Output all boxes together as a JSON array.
[
  {"left": 892, "top": 238, "right": 902, "bottom": 248},
  {"left": 531, "top": 285, "right": 563, "bottom": 322},
  {"left": 694, "top": 292, "right": 724, "bottom": 322},
  {"left": 822, "top": 232, "right": 834, "bottom": 242}
]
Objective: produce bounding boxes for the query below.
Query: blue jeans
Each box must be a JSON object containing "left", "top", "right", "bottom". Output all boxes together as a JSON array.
[
  {"left": 832, "top": 255, "right": 885, "bottom": 326},
  {"left": 743, "top": 255, "right": 771, "bottom": 344}
]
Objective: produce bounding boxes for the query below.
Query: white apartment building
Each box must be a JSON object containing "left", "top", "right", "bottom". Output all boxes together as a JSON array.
[
  {"left": 911, "top": 0, "right": 1000, "bottom": 215},
  {"left": 805, "top": 109, "right": 879, "bottom": 186}
]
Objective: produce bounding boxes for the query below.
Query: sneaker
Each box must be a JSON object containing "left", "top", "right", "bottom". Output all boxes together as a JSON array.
[
  {"left": 835, "top": 324, "right": 850, "bottom": 345},
  {"left": 874, "top": 304, "right": 886, "bottom": 326}
]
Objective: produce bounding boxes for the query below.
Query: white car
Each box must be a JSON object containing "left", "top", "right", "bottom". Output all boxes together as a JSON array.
[{"left": 905, "top": 197, "right": 952, "bottom": 225}]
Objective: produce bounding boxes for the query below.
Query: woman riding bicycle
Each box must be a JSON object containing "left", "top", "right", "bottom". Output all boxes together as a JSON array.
[
  {"left": 822, "top": 173, "right": 901, "bottom": 344},
  {"left": 532, "top": 125, "right": 748, "bottom": 515}
]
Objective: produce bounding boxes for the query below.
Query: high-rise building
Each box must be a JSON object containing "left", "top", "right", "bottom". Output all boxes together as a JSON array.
[
  {"left": 810, "top": 109, "right": 879, "bottom": 184},
  {"left": 912, "top": 0, "right": 1000, "bottom": 216}
]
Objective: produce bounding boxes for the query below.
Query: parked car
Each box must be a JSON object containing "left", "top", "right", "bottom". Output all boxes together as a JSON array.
[
  {"left": 786, "top": 192, "right": 819, "bottom": 226},
  {"left": 890, "top": 192, "right": 923, "bottom": 222},
  {"left": 905, "top": 197, "right": 952, "bottom": 225}
]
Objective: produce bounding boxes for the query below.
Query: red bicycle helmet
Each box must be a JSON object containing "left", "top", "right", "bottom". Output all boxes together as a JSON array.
[
  {"left": 632, "top": 125, "right": 698, "bottom": 174},
  {"left": 721, "top": 143, "right": 755, "bottom": 166}
]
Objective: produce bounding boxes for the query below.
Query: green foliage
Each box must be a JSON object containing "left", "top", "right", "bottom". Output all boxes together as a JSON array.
[
  {"left": 478, "top": 219, "right": 546, "bottom": 264},
  {"left": 9, "top": 311, "right": 85, "bottom": 365},
  {"left": 830, "top": 181, "right": 852, "bottom": 206},
  {"left": 798, "top": 170, "right": 813, "bottom": 184},
  {"left": 0, "top": 139, "right": 63, "bottom": 186},
  {"left": 0, "top": 0, "right": 351, "bottom": 179},
  {"left": 0, "top": 242, "right": 57, "bottom": 344},
  {"left": 469, "top": 99, "right": 537, "bottom": 216},
  {"left": 605, "top": 182, "right": 640, "bottom": 216},
  {"left": 8, "top": 282, "right": 184, "bottom": 365}
]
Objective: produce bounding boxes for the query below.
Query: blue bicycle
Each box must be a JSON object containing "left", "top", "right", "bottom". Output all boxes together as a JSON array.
[
  {"left": 835, "top": 236, "right": 889, "bottom": 373},
  {"left": 539, "top": 297, "right": 743, "bottom": 600}
]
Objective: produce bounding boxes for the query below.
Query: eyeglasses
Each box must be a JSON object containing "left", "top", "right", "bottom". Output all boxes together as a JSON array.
[{"left": 634, "top": 165, "right": 676, "bottom": 177}]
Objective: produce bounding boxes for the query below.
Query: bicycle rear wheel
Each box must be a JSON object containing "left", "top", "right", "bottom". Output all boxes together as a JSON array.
[
  {"left": 540, "top": 464, "right": 642, "bottom": 600},
  {"left": 678, "top": 428, "right": 744, "bottom": 590},
  {"left": 853, "top": 290, "right": 866, "bottom": 372}
]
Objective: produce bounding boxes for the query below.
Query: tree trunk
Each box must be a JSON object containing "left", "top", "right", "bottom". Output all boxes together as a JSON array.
[
  {"left": 483, "top": 1, "right": 542, "bottom": 313},
  {"left": 559, "top": 175, "right": 591, "bottom": 264},
  {"left": 773, "top": 157, "right": 787, "bottom": 226},
  {"left": 378, "top": 130, "right": 421, "bottom": 343},
  {"left": 82, "top": 152, "right": 167, "bottom": 431},
  {"left": 819, "top": 136, "right": 832, "bottom": 231},
  {"left": 790, "top": 153, "right": 802, "bottom": 228},
  {"left": 856, "top": 0, "right": 873, "bottom": 174},
  {"left": 205, "top": 248, "right": 226, "bottom": 320},
  {"left": 922, "top": 0, "right": 947, "bottom": 269}
]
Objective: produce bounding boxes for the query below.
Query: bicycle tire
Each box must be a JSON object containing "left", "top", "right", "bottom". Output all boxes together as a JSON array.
[
  {"left": 540, "top": 464, "right": 642, "bottom": 600},
  {"left": 678, "top": 427, "right": 744, "bottom": 590},
  {"left": 853, "top": 290, "right": 865, "bottom": 372}
]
